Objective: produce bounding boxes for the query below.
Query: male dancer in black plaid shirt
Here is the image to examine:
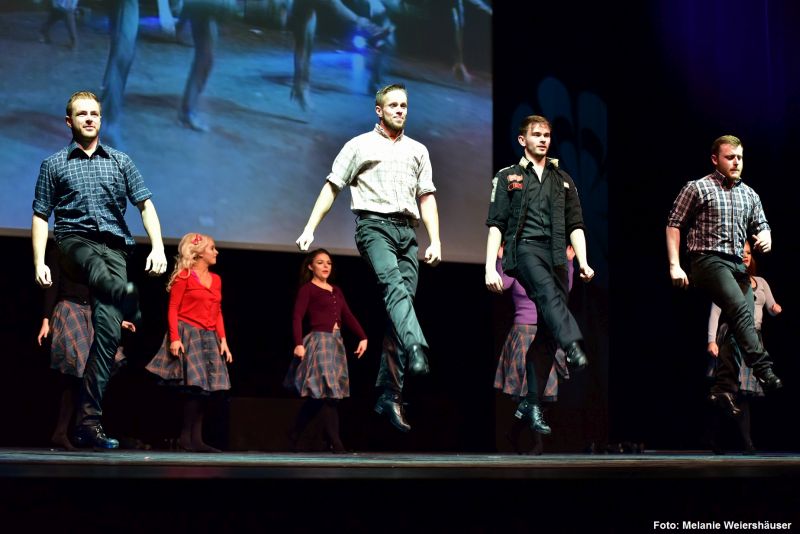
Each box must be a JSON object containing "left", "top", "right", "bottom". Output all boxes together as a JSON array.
[
  {"left": 32, "top": 91, "right": 167, "bottom": 449},
  {"left": 666, "top": 135, "right": 782, "bottom": 417}
]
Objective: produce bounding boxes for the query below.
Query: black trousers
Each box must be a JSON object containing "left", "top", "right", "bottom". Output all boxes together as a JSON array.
[
  {"left": 58, "top": 236, "right": 128, "bottom": 428},
  {"left": 355, "top": 218, "right": 427, "bottom": 395},
  {"left": 690, "top": 252, "right": 771, "bottom": 373},
  {"left": 514, "top": 240, "right": 582, "bottom": 398}
]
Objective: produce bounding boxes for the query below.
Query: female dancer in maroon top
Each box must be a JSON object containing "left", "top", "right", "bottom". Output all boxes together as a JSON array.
[
  {"left": 147, "top": 233, "right": 233, "bottom": 452},
  {"left": 284, "top": 249, "right": 367, "bottom": 452}
]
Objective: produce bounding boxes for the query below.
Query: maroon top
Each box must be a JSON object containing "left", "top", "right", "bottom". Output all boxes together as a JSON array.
[{"left": 293, "top": 282, "right": 367, "bottom": 345}]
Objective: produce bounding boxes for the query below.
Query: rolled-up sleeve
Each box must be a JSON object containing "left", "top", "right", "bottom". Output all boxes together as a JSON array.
[
  {"left": 415, "top": 146, "right": 436, "bottom": 197},
  {"left": 326, "top": 140, "right": 358, "bottom": 190},
  {"left": 486, "top": 174, "right": 509, "bottom": 232},
  {"left": 747, "top": 192, "right": 770, "bottom": 235},
  {"left": 121, "top": 154, "right": 152, "bottom": 205},
  {"left": 564, "top": 175, "right": 586, "bottom": 235},
  {"left": 667, "top": 182, "right": 697, "bottom": 228},
  {"left": 32, "top": 159, "right": 56, "bottom": 218}
]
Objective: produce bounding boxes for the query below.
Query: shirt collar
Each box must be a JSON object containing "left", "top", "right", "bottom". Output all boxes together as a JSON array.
[
  {"left": 711, "top": 169, "right": 741, "bottom": 188},
  {"left": 67, "top": 139, "right": 110, "bottom": 159},
  {"left": 519, "top": 156, "right": 559, "bottom": 171},
  {"left": 374, "top": 122, "right": 404, "bottom": 141}
]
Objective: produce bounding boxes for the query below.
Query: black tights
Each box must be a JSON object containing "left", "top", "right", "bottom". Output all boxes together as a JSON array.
[
  {"left": 290, "top": 398, "right": 344, "bottom": 452},
  {"left": 179, "top": 394, "right": 220, "bottom": 452}
]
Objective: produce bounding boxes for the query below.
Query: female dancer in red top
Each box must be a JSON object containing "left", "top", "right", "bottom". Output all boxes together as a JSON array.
[
  {"left": 284, "top": 249, "right": 367, "bottom": 452},
  {"left": 146, "top": 233, "right": 232, "bottom": 452}
]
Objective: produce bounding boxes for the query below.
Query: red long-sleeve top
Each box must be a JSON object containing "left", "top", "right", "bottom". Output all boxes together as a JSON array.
[
  {"left": 293, "top": 282, "right": 367, "bottom": 346},
  {"left": 168, "top": 269, "right": 226, "bottom": 342}
]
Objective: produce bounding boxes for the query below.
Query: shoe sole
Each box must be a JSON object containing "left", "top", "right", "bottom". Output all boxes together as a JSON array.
[{"left": 374, "top": 404, "right": 411, "bottom": 433}]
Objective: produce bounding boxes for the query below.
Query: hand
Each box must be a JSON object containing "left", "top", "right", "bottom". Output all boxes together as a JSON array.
[
  {"left": 707, "top": 342, "right": 719, "bottom": 358},
  {"left": 169, "top": 340, "right": 185, "bottom": 357},
  {"left": 752, "top": 233, "right": 771, "bottom": 253},
  {"left": 35, "top": 264, "right": 52, "bottom": 288},
  {"left": 579, "top": 264, "right": 595, "bottom": 282},
  {"left": 354, "top": 339, "right": 368, "bottom": 359},
  {"left": 121, "top": 321, "right": 136, "bottom": 333},
  {"left": 566, "top": 245, "right": 576, "bottom": 262},
  {"left": 145, "top": 248, "right": 167, "bottom": 276},
  {"left": 772, "top": 303, "right": 782, "bottom": 315},
  {"left": 296, "top": 231, "right": 314, "bottom": 251},
  {"left": 669, "top": 264, "right": 689, "bottom": 289},
  {"left": 220, "top": 339, "right": 233, "bottom": 363},
  {"left": 37, "top": 320, "right": 50, "bottom": 346},
  {"left": 293, "top": 345, "right": 306, "bottom": 359},
  {"left": 485, "top": 268, "right": 504, "bottom": 294},
  {"left": 424, "top": 242, "right": 441, "bottom": 266}
]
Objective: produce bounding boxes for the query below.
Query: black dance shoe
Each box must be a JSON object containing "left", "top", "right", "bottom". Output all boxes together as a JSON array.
[
  {"left": 121, "top": 282, "right": 141, "bottom": 325},
  {"left": 529, "top": 404, "right": 552, "bottom": 435},
  {"left": 374, "top": 392, "right": 411, "bottom": 432},
  {"left": 514, "top": 399, "right": 551, "bottom": 435},
  {"left": 708, "top": 391, "right": 742, "bottom": 418},
  {"left": 73, "top": 424, "right": 119, "bottom": 449},
  {"left": 407, "top": 344, "right": 430, "bottom": 376},
  {"left": 754, "top": 367, "right": 783, "bottom": 391},
  {"left": 564, "top": 341, "right": 588, "bottom": 370}
]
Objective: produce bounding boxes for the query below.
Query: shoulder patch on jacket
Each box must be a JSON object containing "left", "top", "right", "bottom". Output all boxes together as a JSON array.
[{"left": 490, "top": 176, "right": 498, "bottom": 203}]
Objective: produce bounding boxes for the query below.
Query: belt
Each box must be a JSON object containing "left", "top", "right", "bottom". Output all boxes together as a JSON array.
[
  {"left": 357, "top": 211, "right": 419, "bottom": 228},
  {"left": 520, "top": 236, "right": 550, "bottom": 243}
]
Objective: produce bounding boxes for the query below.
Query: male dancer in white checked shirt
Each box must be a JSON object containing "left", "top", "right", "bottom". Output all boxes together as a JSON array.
[{"left": 297, "top": 83, "right": 441, "bottom": 432}]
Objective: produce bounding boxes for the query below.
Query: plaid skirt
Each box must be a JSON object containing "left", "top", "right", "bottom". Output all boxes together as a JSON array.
[
  {"left": 706, "top": 324, "right": 764, "bottom": 396},
  {"left": 493, "top": 324, "right": 569, "bottom": 401},
  {"left": 49, "top": 300, "right": 126, "bottom": 378},
  {"left": 146, "top": 321, "right": 230, "bottom": 392},
  {"left": 284, "top": 330, "right": 349, "bottom": 399}
]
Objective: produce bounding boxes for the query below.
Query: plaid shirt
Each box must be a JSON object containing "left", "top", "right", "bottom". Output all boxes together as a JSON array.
[
  {"left": 326, "top": 124, "right": 436, "bottom": 219},
  {"left": 33, "top": 141, "right": 152, "bottom": 246},
  {"left": 667, "top": 170, "right": 770, "bottom": 258}
]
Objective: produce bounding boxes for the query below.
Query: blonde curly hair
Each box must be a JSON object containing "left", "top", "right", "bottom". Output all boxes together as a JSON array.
[{"left": 166, "top": 233, "right": 213, "bottom": 291}]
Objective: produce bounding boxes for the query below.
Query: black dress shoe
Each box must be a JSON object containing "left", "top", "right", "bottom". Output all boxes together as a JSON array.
[
  {"left": 374, "top": 392, "right": 411, "bottom": 432},
  {"left": 121, "top": 282, "right": 141, "bottom": 325},
  {"left": 754, "top": 367, "right": 783, "bottom": 391},
  {"left": 529, "top": 404, "right": 552, "bottom": 435},
  {"left": 708, "top": 391, "right": 742, "bottom": 417},
  {"left": 514, "top": 399, "right": 551, "bottom": 435},
  {"left": 564, "top": 341, "right": 588, "bottom": 370},
  {"left": 407, "top": 344, "right": 430, "bottom": 376},
  {"left": 73, "top": 424, "right": 119, "bottom": 449}
]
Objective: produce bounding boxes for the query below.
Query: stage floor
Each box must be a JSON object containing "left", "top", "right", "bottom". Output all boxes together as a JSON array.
[
  {"left": 3, "top": 449, "right": 799, "bottom": 531},
  {"left": 3, "top": 448, "right": 800, "bottom": 480}
]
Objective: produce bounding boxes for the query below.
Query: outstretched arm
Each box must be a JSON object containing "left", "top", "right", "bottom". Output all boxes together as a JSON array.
[
  {"left": 419, "top": 193, "right": 441, "bottom": 265},
  {"left": 296, "top": 182, "right": 340, "bottom": 251},
  {"left": 666, "top": 226, "right": 688, "bottom": 288},
  {"left": 137, "top": 199, "right": 167, "bottom": 275},
  {"left": 32, "top": 213, "right": 52, "bottom": 287}
]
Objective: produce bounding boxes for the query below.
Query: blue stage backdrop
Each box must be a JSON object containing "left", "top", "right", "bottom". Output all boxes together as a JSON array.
[{"left": 0, "top": 0, "right": 492, "bottom": 263}]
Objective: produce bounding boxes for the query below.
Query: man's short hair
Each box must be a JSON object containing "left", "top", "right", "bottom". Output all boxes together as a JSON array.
[
  {"left": 66, "top": 91, "right": 101, "bottom": 117},
  {"left": 711, "top": 135, "right": 742, "bottom": 155},
  {"left": 375, "top": 83, "right": 407, "bottom": 106},
  {"left": 518, "top": 115, "right": 552, "bottom": 136}
]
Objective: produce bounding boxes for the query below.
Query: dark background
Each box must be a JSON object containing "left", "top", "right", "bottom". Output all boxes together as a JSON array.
[{"left": 2, "top": 0, "right": 799, "bottom": 456}]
